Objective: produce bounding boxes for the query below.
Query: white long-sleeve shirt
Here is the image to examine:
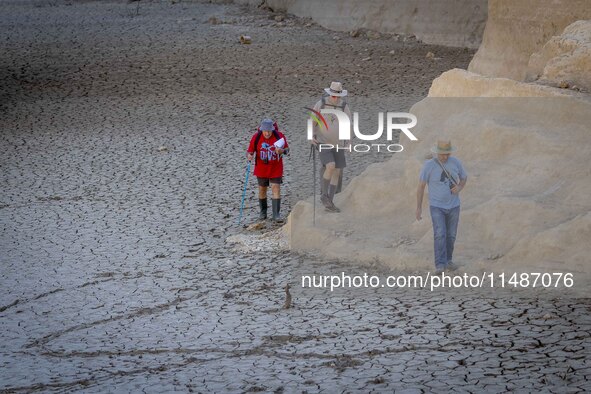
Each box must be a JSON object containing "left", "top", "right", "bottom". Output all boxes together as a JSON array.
[{"left": 312, "top": 97, "right": 352, "bottom": 147}]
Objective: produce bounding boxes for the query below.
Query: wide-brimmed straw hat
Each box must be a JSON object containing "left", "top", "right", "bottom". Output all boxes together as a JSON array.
[
  {"left": 430, "top": 139, "right": 457, "bottom": 154},
  {"left": 324, "top": 81, "right": 348, "bottom": 97}
]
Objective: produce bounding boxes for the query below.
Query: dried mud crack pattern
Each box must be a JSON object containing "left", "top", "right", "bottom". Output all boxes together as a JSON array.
[{"left": 0, "top": 1, "right": 589, "bottom": 392}]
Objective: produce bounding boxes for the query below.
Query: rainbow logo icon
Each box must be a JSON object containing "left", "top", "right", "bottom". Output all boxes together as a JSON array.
[{"left": 304, "top": 107, "right": 328, "bottom": 130}]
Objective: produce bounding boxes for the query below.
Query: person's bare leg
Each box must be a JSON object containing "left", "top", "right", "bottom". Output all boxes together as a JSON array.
[{"left": 271, "top": 183, "right": 280, "bottom": 199}]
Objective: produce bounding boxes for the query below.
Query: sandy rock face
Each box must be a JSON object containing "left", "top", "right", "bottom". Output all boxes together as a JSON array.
[
  {"left": 469, "top": 0, "right": 591, "bottom": 81},
  {"left": 428, "top": 68, "right": 590, "bottom": 98},
  {"left": 233, "top": 0, "right": 487, "bottom": 48},
  {"left": 526, "top": 20, "right": 591, "bottom": 92},
  {"left": 288, "top": 69, "right": 591, "bottom": 291}
]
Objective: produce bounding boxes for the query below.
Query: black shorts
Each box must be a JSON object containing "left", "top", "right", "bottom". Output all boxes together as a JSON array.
[
  {"left": 257, "top": 177, "right": 282, "bottom": 186},
  {"left": 319, "top": 147, "right": 346, "bottom": 169}
]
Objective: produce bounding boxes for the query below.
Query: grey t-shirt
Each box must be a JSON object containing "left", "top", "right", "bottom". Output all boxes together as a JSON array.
[{"left": 419, "top": 157, "right": 467, "bottom": 209}]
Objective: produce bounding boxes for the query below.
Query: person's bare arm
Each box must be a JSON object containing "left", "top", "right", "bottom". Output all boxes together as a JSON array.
[
  {"left": 451, "top": 177, "right": 467, "bottom": 195},
  {"left": 416, "top": 181, "right": 426, "bottom": 221}
]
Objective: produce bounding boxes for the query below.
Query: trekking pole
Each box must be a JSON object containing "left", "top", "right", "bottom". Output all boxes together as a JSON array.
[
  {"left": 312, "top": 141, "right": 317, "bottom": 226},
  {"left": 238, "top": 161, "right": 251, "bottom": 225}
]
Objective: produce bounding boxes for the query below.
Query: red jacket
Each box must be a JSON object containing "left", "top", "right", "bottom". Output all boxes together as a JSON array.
[{"left": 247, "top": 131, "right": 289, "bottom": 178}]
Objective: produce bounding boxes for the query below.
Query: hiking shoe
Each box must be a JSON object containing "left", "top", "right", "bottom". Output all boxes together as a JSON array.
[
  {"left": 321, "top": 195, "right": 340, "bottom": 212},
  {"left": 434, "top": 267, "right": 444, "bottom": 275},
  {"left": 447, "top": 262, "right": 458, "bottom": 271},
  {"left": 325, "top": 202, "right": 341, "bottom": 213},
  {"left": 320, "top": 194, "right": 332, "bottom": 209}
]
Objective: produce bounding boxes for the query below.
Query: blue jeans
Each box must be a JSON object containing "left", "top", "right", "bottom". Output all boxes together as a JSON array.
[{"left": 430, "top": 205, "right": 460, "bottom": 270}]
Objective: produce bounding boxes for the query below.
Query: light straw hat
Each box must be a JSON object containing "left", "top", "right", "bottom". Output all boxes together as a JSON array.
[
  {"left": 324, "top": 81, "right": 348, "bottom": 97},
  {"left": 430, "top": 139, "right": 457, "bottom": 154}
]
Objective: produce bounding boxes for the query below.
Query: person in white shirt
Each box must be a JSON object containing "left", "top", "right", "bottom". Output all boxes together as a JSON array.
[{"left": 311, "top": 81, "right": 352, "bottom": 213}]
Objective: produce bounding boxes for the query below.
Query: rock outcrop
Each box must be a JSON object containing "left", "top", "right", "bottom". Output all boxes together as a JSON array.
[
  {"left": 526, "top": 20, "right": 591, "bottom": 92},
  {"left": 468, "top": 0, "right": 591, "bottom": 81},
  {"left": 428, "top": 68, "right": 588, "bottom": 98}
]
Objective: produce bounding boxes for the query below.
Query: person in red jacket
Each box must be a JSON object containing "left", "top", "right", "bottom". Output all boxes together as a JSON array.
[{"left": 247, "top": 118, "right": 289, "bottom": 222}]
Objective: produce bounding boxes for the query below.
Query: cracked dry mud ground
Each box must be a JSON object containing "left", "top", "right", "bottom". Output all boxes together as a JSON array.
[{"left": 0, "top": 1, "right": 589, "bottom": 392}]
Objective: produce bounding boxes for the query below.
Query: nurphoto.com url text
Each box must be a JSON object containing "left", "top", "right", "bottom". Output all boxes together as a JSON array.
[{"left": 301, "top": 272, "right": 574, "bottom": 292}]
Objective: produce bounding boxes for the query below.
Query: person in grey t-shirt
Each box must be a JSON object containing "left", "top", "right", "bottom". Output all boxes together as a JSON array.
[{"left": 416, "top": 139, "right": 467, "bottom": 273}]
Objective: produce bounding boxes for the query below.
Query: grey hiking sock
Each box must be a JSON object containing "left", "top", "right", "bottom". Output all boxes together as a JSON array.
[
  {"left": 326, "top": 184, "right": 340, "bottom": 212},
  {"left": 328, "top": 184, "right": 337, "bottom": 201},
  {"left": 321, "top": 177, "right": 330, "bottom": 197}
]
